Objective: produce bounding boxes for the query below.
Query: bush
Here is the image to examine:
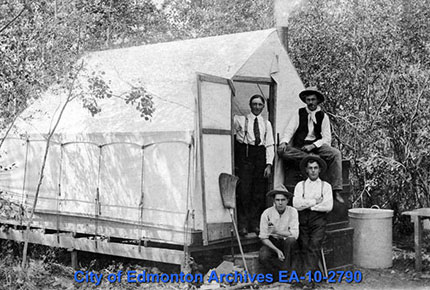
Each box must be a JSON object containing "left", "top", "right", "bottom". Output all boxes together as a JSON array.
[{"left": 288, "top": 0, "right": 430, "bottom": 232}]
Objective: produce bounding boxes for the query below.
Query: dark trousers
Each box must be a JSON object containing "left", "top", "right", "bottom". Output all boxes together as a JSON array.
[
  {"left": 235, "top": 141, "right": 267, "bottom": 230},
  {"left": 298, "top": 210, "right": 327, "bottom": 273},
  {"left": 259, "top": 237, "right": 298, "bottom": 276}
]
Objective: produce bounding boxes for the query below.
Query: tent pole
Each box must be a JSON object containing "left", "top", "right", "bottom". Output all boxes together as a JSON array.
[
  {"left": 182, "top": 144, "right": 193, "bottom": 272},
  {"left": 94, "top": 145, "right": 103, "bottom": 249},
  {"left": 138, "top": 146, "right": 145, "bottom": 253},
  {"left": 196, "top": 74, "right": 209, "bottom": 246},
  {"left": 20, "top": 139, "right": 30, "bottom": 226},
  {"left": 56, "top": 144, "right": 64, "bottom": 244}
]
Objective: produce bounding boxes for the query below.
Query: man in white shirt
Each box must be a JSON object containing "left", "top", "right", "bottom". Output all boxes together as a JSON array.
[
  {"left": 234, "top": 94, "right": 274, "bottom": 235},
  {"left": 293, "top": 155, "right": 333, "bottom": 273},
  {"left": 259, "top": 185, "right": 299, "bottom": 276},
  {"left": 278, "top": 87, "right": 343, "bottom": 203}
]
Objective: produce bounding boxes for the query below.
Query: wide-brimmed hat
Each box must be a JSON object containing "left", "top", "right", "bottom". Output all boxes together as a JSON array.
[
  {"left": 299, "top": 154, "right": 327, "bottom": 174},
  {"left": 299, "top": 87, "right": 325, "bottom": 103},
  {"left": 266, "top": 184, "right": 294, "bottom": 199}
]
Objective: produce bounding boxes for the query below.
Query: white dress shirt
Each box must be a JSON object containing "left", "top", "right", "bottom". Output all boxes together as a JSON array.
[
  {"left": 233, "top": 113, "right": 275, "bottom": 165},
  {"left": 280, "top": 106, "right": 331, "bottom": 148},
  {"left": 293, "top": 178, "right": 333, "bottom": 212},
  {"left": 259, "top": 205, "right": 299, "bottom": 240}
]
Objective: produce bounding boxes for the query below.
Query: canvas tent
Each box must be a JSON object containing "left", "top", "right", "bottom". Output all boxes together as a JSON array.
[{"left": 0, "top": 29, "right": 304, "bottom": 265}]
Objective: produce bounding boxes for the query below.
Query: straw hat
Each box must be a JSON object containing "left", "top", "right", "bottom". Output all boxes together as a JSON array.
[
  {"left": 299, "top": 154, "right": 327, "bottom": 174},
  {"left": 299, "top": 87, "right": 325, "bottom": 103},
  {"left": 266, "top": 184, "right": 294, "bottom": 199}
]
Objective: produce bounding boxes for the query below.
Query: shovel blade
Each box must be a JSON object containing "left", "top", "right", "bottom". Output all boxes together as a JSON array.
[{"left": 219, "top": 173, "right": 239, "bottom": 209}]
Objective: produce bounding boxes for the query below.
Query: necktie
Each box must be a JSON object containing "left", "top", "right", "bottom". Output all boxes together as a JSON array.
[{"left": 254, "top": 117, "right": 261, "bottom": 145}]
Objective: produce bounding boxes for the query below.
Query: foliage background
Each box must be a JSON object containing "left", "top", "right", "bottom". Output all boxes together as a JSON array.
[
  {"left": 0, "top": 0, "right": 430, "bottom": 288},
  {"left": 288, "top": 0, "right": 430, "bottom": 234},
  {"left": 1, "top": 0, "right": 429, "bottom": 234},
  {"left": 0, "top": 0, "right": 272, "bottom": 126}
]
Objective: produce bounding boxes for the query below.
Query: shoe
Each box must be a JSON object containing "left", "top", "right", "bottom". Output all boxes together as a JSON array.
[
  {"left": 238, "top": 227, "right": 248, "bottom": 236},
  {"left": 302, "top": 280, "right": 317, "bottom": 289},
  {"left": 245, "top": 232, "right": 257, "bottom": 238},
  {"left": 334, "top": 190, "right": 345, "bottom": 203},
  {"left": 290, "top": 281, "right": 303, "bottom": 289},
  {"left": 250, "top": 226, "right": 259, "bottom": 235}
]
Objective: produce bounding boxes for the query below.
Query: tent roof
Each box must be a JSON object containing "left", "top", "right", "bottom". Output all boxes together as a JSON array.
[{"left": 15, "top": 29, "right": 281, "bottom": 138}]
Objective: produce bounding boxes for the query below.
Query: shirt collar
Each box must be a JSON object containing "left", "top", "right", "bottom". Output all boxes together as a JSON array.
[
  {"left": 270, "top": 205, "right": 289, "bottom": 215},
  {"left": 306, "top": 177, "right": 322, "bottom": 184},
  {"left": 305, "top": 106, "right": 321, "bottom": 114},
  {"left": 248, "top": 113, "right": 262, "bottom": 120}
]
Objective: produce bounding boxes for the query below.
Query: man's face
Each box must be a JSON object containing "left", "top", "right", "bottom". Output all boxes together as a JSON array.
[
  {"left": 305, "top": 161, "right": 321, "bottom": 181},
  {"left": 305, "top": 94, "right": 319, "bottom": 111},
  {"left": 250, "top": 97, "right": 265, "bottom": 116},
  {"left": 274, "top": 193, "right": 288, "bottom": 212}
]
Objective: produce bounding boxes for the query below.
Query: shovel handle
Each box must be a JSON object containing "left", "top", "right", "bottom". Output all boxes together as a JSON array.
[{"left": 229, "top": 209, "right": 251, "bottom": 277}]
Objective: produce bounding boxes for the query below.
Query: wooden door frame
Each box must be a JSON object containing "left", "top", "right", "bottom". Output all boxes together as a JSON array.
[
  {"left": 196, "top": 73, "right": 235, "bottom": 245},
  {"left": 231, "top": 76, "right": 277, "bottom": 188}
]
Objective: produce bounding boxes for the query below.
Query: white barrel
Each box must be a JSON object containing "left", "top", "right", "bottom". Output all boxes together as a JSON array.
[{"left": 348, "top": 208, "right": 394, "bottom": 268}]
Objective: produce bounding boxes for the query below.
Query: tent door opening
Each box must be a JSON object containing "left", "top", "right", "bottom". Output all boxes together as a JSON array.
[
  {"left": 232, "top": 77, "right": 276, "bottom": 190},
  {"left": 196, "top": 74, "right": 276, "bottom": 245}
]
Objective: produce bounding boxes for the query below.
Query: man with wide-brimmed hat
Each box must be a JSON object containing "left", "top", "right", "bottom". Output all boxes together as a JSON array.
[
  {"left": 278, "top": 87, "right": 344, "bottom": 203},
  {"left": 293, "top": 155, "right": 333, "bottom": 273},
  {"left": 258, "top": 184, "right": 299, "bottom": 277}
]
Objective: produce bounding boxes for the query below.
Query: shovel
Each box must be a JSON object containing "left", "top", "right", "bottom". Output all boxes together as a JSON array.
[{"left": 219, "top": 173, "right": 250, "bottom": 276}]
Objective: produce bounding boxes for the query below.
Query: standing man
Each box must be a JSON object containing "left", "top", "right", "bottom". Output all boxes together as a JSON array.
[
  {"left": 259, "top": 185, "right": 299, "bottom": 276},
  {"left": 278, "top": 87, "right": 344, "bottom": 203},
  {"left": 234, "top": 94, "right": 274, "bottom": 236},
  {"left": 293, "top": 155, "right": 333, "bottom": 273}
]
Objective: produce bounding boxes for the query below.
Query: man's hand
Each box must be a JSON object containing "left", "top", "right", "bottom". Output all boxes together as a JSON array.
[
  {"left": 263, "top": 164, "right": 272, "bottom": 178},
  {"left": 301, "top": 144, "right": 316, "bottom": 152},
  {"left": 276, "top": 249, "right": 285, "bottom": 261},
  {"left": 272, "top": 230, "right": 291, "bottom": 239},
  {"left": 278, "top": 142, "right": 288, "bottom": 152},
  {"left": 315, "top": 196, "right": 323, "bottom": 204}
]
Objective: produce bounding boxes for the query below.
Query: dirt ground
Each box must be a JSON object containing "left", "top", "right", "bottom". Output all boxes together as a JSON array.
[
  {"left": 0, "top": 240, "right": 429, "bottom": 290},
  {"left": 261, "top": 267, "right": 430, "bottom": 290},
  {"left": 260, "top": 247, "right": 430, "bottom": 290}
]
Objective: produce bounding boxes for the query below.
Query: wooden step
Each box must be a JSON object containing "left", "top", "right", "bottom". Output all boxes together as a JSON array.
[
  {"left": 323, "top": 227, "right": 354, "bottom": 270},
  {"left": 223, "top": 251, "right": 262, "bottom": 274}
]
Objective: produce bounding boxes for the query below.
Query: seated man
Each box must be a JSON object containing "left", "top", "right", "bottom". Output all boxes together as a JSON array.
[
  {"left": 278, "top": 87, "right": 344, "bottom": 203},
  {"left": 293, "top": 155, "right": 333, "bottom": 273},
  {"left": 259, "top": 185, "right": 299, "bottom": 276}
]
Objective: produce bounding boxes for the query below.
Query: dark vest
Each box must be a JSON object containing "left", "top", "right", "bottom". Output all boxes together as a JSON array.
[{"left": 292, "top": 108, "right": 324, "bottom": 147}]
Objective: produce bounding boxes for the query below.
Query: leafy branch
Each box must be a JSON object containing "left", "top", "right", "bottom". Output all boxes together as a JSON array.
[
  {"left": 21, "top": 61, "right": 84, "bottom": 268},
  {"left": 83, "top": 73, "right": 155, "bottom": 119},
  {"left": 0, "top": 3, "right": 27, "bottom": 34}
]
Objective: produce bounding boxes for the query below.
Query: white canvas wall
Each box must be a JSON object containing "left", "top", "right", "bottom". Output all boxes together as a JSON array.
[{"left": 0, "top": 29, "right": 304, "bottom": 244}]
